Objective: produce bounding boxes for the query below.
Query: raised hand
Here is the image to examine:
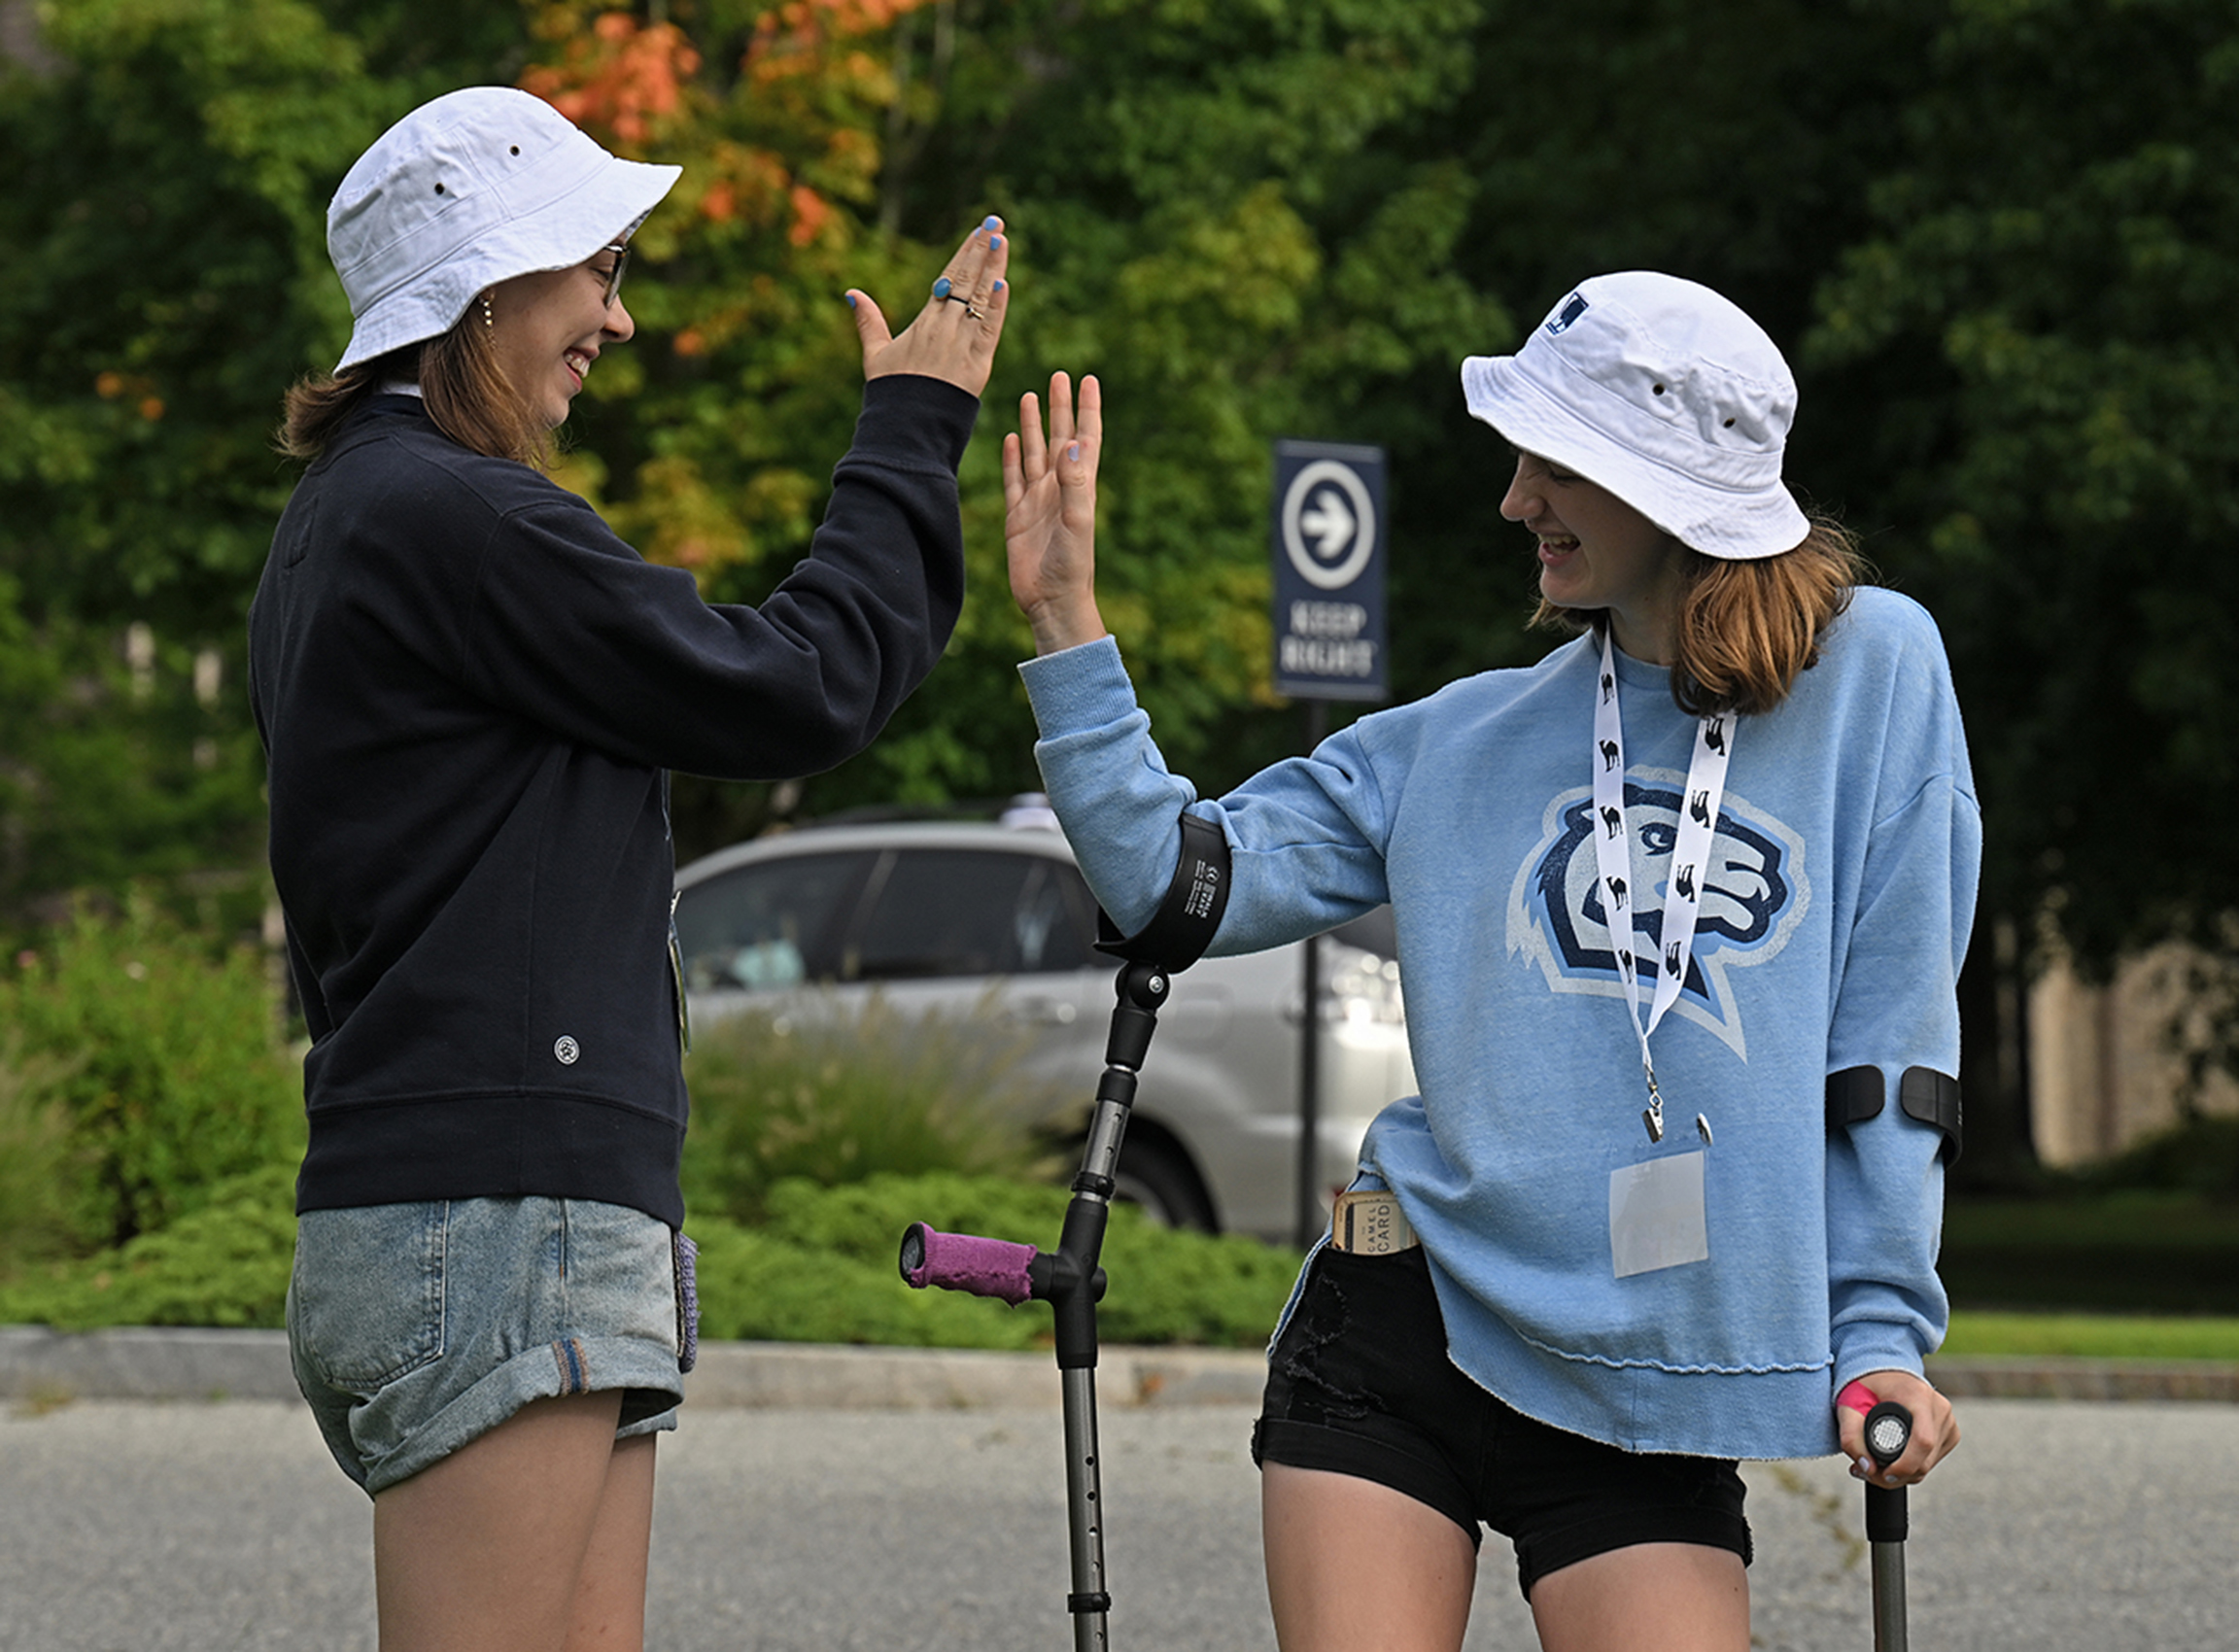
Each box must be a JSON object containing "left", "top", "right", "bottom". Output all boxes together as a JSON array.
[
  {"left": 1003, "top": 370, "right": 1106, "bottom": 656},
  {"left": 847, "top": 216, "right": 1011, "bottom": 395}
]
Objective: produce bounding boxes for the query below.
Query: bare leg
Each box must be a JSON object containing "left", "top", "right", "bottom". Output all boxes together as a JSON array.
[
  {"left": 1529, "top": 1543, "right": 1749, "bottom": 1652},
  {"left": 565, "top": 1431, "right": 658, "bottom": 1652},
  {"left": 1262, "top": 1463, "right": 1478, "bottom": 1652},
  {"left": 372, "top": 1391, "right": 656, "bottom": 1652}
]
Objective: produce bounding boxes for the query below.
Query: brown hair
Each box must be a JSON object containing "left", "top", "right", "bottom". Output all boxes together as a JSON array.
[
  {"left": 1533, "top": 518, "right": 1870, "bottom": 716},
  {"left": 275, "top": 302, "right": 554, "bottom": 469}
]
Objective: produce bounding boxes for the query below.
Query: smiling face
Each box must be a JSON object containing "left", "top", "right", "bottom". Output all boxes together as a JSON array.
[
  {"left": 486, "top": 245, "right": 634, "bottom": 430},
  {"left": 1501, "top": 450, "right": 1688, "bottom": 663}
]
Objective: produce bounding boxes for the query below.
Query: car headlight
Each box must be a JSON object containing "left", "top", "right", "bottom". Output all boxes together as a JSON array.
[{"left": 1323, "top": 943, "right": 1405, "bottom": 1026}]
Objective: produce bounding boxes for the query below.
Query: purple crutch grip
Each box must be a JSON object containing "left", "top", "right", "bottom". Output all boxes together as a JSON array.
[{"left": 901, "top": 1222, "right": 1038, "bottom": 1305}]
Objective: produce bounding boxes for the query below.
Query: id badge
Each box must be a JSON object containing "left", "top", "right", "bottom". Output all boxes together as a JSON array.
[
  {"left": 1609, "top": 1151, "right": 1709, "bottom": 1278},
  {"left": 1332, "top": 1188, "right": 1416, "bottom": 1255}
]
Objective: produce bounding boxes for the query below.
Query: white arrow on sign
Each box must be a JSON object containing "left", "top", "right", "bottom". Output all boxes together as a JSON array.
[
  {"left": 1300, "top": 490, "right": 1356, "bottom": 562},
  {"left": 1281, "top": 460, "right": 1376, "bottom": 590}
]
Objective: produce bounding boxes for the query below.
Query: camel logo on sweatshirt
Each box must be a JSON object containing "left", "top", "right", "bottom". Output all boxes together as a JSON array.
[{"left": 1505, "top": 771, "right": 1809, "bottom": 1058}]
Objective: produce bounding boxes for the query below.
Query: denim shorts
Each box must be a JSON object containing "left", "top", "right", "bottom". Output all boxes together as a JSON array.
[
  {"left": 288, "top": 1196, "right": 689, "bottom": 1497},
  {"left": 1252, "top": 1245, "right": 1751, "bottom": 1600}
]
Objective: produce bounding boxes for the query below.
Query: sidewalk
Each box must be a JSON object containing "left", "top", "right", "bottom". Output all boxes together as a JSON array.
[{"left": 4, "top": 1324, "right": 2235, "bottom": 1409}]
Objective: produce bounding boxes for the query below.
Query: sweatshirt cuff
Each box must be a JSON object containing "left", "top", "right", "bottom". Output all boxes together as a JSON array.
[
  {"left": 1830, "top": 1324, "right": 1931, "bottom": 1394},
  {"left": 846, "top": 373, "right": 982, "bottom": 474},
  {"left": 1018, "top": 636, "right": 1131, "bottom": 739}
]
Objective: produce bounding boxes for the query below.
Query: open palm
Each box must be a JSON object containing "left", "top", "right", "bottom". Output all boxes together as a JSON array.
[{"left": 1003, "top": 371, "right": 1107, "bottom": 656}]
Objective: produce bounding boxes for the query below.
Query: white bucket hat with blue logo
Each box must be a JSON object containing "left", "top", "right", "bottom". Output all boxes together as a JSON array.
[
  {"left": 327, "top": 86, "right": 681, "bottom": 373},
  {"left": 1460, "top": 271, "right": 1812, "bottom": 562}
]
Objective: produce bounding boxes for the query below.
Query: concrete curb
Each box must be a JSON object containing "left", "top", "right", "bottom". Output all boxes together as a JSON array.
[
  {"left": 1927, "top": 1355, "right": 2239, "bottom": 1404},
  {"left": 4, "top": 1325, "right": 2233, "bottom": 1409}
]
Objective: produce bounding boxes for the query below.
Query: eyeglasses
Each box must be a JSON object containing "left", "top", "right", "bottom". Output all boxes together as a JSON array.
[{"left": 597, "top": 242, "right": 631, "bottom": 308}]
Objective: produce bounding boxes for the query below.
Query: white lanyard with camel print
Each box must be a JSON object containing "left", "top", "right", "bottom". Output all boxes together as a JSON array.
[{"left": 1589, "top": 626, "right": 1733, "bottom": 1277}]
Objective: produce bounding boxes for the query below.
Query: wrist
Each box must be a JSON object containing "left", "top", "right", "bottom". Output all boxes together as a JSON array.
[{"left": 1028, "top": 599, "right": 1107, "bottom": 656}]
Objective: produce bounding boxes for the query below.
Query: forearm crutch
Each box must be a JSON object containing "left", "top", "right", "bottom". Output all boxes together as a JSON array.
[{"left": 899, "top": 814, "right": 1231, "bottom": 1651}]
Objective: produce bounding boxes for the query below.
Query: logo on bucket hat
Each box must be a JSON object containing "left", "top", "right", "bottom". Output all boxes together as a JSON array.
[
  {"left": 1461, "top": 272, "right": 1812, "bottom": 562},
  {"left": 327, "top": 86, "right": 681, "bottom": 373},
  {"left": 1544, "top": 293, "right": 1591, "bottom": 335}
]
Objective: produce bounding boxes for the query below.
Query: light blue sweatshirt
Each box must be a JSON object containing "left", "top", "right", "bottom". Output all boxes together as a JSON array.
[{"left": 1020, "top": 587, "right": 1980, "bottom": 1461}]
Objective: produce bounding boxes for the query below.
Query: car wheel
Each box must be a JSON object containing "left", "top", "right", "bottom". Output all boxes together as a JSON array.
[{"left": 1111, "top": 1135, "right": 1217, "bottom": 1233}]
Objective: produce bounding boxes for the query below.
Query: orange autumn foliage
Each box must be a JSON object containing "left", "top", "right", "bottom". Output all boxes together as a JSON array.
[
  {"left": 524, "top": 3, "right": 926, "bottom": 254},
  {"left": 522, "top": 13, "right": 701, "bottom": 147}
]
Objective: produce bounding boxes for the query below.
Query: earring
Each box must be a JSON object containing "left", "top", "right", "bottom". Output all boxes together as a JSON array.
[{"left": 480, "top": 292, "right": 495, "bottom": 330}]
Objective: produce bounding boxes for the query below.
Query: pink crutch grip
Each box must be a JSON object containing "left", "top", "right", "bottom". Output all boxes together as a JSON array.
[{"left": 902, "top": 1222, "right": 1039, "bottom": 1305}]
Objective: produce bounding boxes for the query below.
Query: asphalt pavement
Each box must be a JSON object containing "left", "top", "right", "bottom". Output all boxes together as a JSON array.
[{"left": 2, "top": 1331, "right": 2236, "bottom": 1651}]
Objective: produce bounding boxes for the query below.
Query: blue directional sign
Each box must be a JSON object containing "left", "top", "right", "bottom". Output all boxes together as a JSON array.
[{"left": 1272, "top": 439, "right": 1388, "bottom": 702}]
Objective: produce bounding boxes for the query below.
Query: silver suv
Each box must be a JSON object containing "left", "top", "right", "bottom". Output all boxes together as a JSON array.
[{"left": 672, "top": 810, "right": 1415, "bottom": 1242}]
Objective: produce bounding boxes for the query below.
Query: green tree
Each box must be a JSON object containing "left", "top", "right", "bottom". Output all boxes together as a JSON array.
[
  {"left": 0, "top": 0, "right": 515, "bottom": 929},
  {"left": 1804, "top": 0, "right": 2239, "bottom": 1158},
  {"left": 677, "top": 0, "right": 1511, "bottom": 838}
]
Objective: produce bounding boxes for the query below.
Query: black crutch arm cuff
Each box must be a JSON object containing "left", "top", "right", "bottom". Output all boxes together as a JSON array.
[
  {"left": 1094, "top": 809, "right": 1231, "bottom": 973},
  {"left": 1826, "top": 1065, "right": 1963, "bottom": 1164}
]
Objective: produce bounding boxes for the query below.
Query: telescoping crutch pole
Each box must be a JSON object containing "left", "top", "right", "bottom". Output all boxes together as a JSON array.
[
  {"left": 902, "top": 957, "right": 1171, "bottom": 1652},
  {"left": 898, "top": 813, "right": 1232, "bottom": 1651},
  {"left": 1843, "top": 1381, "right": 1916, "bottom": 1652}
]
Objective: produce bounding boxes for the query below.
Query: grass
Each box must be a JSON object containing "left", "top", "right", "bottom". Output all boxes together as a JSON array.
[{"left": 1942, "top": 1310, "right": 2239, "bottom": 1362}]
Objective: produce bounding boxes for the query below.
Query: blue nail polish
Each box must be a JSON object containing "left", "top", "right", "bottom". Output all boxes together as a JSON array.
[
  {"left": 932, "top": 276, "right": 951, "bottom": 299},
  {"left": 845, "top": 293, "right": 857, "bottom": 308},
  {"left": 983, "top": 215, "right": 1001, "bottom": 232},
  {"left": 990, "top": 235, "right": 1003, "bottom": 251},
  {"left": 993, "top": 280, "right": 1005, "bottom": 293}
]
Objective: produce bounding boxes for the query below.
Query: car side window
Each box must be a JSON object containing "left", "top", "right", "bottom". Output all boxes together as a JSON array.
[
  {"left": 675, "top": 851, "right": 871, "bottom": 990},
  {"left": 1034, "top": 861, "right": 1108, "bottom": 973},
  {"left": 850, "top": 850, "right": 1097, "bottom": 980}
]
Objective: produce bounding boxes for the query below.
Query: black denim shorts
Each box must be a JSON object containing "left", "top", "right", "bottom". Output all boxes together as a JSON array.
[{"left": 1252, "top": 1244, "right": 1752, "bottom": 1600}]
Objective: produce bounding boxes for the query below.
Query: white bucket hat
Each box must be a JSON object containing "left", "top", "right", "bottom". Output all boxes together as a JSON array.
[
  {"left": 1460, "top": 271, "right": 1812, "bottom": 561},
  {"left": 327, "top": 86, "right": 681, "bottom": 373}
]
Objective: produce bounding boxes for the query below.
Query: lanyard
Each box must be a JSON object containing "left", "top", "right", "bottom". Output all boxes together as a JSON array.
[{"left": 1589, "top": 628, "right": 1734, "bottom": 1144}]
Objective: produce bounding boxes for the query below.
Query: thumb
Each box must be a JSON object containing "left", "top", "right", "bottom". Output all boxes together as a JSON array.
[{"left": 846, "top": 291, "right": 893, "bottom": 371}]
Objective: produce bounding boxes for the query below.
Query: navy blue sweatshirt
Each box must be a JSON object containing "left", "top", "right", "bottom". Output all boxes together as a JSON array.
[{"left": 249, "top": 374, "right": 976, "bottom": 1225}]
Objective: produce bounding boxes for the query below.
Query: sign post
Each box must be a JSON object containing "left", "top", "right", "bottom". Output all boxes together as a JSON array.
[{"left": 1271, "top": 440, "right": 1388, "bottom": 1249}]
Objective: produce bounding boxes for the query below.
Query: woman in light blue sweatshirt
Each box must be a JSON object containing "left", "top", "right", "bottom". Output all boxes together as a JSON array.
[{"left": 1002, "top": 272, "right": 1979, "bottom": 1652}]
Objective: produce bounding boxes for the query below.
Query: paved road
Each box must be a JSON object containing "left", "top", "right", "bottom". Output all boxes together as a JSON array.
[{"left": 3, "top": 1396, "right": 2235, "bottom": 1650}]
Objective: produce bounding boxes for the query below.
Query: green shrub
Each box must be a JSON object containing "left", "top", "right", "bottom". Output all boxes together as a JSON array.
[
  {"left": 0, "top": 1168, "right": 1303, "bottom": 1351},
  {"left": 730, "top": 1173, "right": 1303, "bottom": 1348},
  {"left": 688, "top": 1211, "right": 1038, "bottom": 1349},
  {"left": 0, "top": 1162, "right": 295, "bottom": 1330},
  {"left": 2070, "top": 1114, "right": 2239, "bottom": 1203},
  {"left": 0, "top": 899, "right": 301, "bottom": 1253},
  {"left": 680, "top": 997, "right": 1056, "bottom": 1223},
  {"left": 0, "top": 1037, "right": 91, "bottom": 1268}
]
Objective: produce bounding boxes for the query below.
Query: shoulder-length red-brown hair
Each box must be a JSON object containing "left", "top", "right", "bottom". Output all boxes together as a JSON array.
[
  {"left": 275, "top": 303, "right": 553, "bottom": 469},
  {"left": 1533, "top": 518, "right": 1871, "bottom": 716}
]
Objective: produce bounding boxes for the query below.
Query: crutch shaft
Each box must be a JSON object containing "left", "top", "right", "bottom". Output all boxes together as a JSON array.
[
  {"left": 1062, "top": 1366, "right": 1111, "bottom": 1652},
  {"left": 1870, "top": 1543, "right": 1908, "bottom": 1652}
]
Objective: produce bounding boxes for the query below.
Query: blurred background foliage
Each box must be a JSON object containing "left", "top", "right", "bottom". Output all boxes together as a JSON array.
[{"left": 4, "top": 0, "right": 2239, "bottom": 1200}]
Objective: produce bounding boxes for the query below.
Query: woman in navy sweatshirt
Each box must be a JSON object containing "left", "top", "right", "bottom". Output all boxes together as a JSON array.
[{"left": 250, "top": 85, "right": 1007, "bottom": 1652}]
